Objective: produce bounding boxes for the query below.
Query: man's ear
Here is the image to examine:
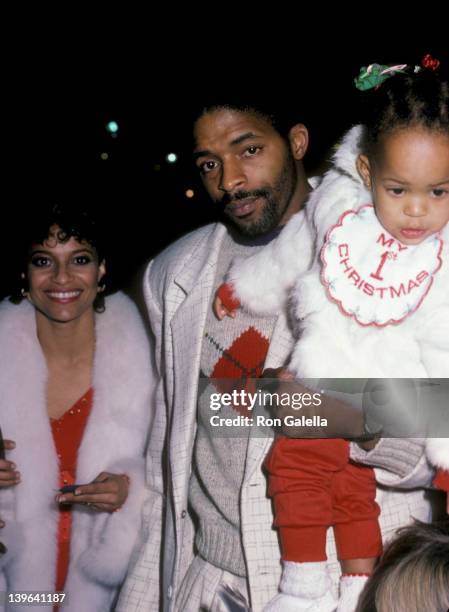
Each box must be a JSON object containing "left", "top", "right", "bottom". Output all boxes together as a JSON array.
[
  {"left": 288, "top": 124, "right": 309, "bottom": 161},
  {"left": 356, "top": 154, "right": 372, "bottom": 189}
]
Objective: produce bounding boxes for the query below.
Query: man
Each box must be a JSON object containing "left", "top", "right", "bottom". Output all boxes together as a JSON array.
[{"left": 117, "top": 99, "right": 435, "bottom": 612}]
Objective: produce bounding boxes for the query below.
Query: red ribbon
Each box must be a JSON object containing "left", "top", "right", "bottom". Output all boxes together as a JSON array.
[{"left": 421, "top": 54, "right": 440, "bottom": 71}]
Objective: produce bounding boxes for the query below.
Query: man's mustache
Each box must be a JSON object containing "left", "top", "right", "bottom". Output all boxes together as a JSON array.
[{"left": 218, "top": 189, "right": 269, "bottom": 208}]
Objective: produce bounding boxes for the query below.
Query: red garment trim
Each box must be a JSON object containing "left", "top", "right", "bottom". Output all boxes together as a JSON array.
[{"left": 50, "top": 388, "right": 93, "bottom": 598}]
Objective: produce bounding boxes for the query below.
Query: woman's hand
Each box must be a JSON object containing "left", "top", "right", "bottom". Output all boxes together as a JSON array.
[
  {"left": 56, "top": 472, "right": 130, "bottom": 513},
  {"left": 0, "top": 439, "right": 20, "bottom": 487}
]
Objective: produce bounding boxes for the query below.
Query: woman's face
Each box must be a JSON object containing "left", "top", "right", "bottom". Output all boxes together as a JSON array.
[{"left": 26, "top": 225, "right": 105, "bottom": 324}]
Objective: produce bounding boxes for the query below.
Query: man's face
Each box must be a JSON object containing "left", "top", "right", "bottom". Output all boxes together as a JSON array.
[{"left": 193, "top": 109, "right": 299, "bottom": 236}]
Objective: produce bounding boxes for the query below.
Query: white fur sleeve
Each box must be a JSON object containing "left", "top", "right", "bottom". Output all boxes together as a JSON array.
[
  {"left": 414, "top": 301, "right": 449, "bottom": 472},
  {"left": 416, "top": 302, "right": 449, "bottom": 377},
  {"left": 426, "top": 439, "right": 449, "bottom": 472},
  {"left": 75, "top": 456, "right": 147, "bottom": 587},
  {"left": 227, "top": 209, "right": 314, "bottom": 316},
  {"left": 115, "top": 260, "right": 165, "bottom": 611}
]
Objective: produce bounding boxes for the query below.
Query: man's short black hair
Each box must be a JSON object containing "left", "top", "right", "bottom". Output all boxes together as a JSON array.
[{"left": 191, "top": 93, "right": 306, "bottom": 140}]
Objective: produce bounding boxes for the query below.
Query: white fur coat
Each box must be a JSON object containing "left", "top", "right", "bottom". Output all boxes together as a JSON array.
[
  {"left": 227, "top": 126, "right": 449, "bottom": 478},
  {"left": 0, "top": 292, "right": 152, "bottom": 611}
]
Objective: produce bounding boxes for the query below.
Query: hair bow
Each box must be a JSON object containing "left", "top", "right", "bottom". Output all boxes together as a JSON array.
[
  {"left": 354, "top": 63, "right": 408, "bottom": 91},
  {"left": 421, "top": 54, "right": 440, "bottom": 71}
]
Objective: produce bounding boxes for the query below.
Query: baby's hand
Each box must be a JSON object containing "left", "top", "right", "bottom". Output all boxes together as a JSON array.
[
  {"left": 213, "top": 294, "right": 237, "bottom": 320},
  {"left": 213, "top": 283, "right": 240, "bottom": 320}
]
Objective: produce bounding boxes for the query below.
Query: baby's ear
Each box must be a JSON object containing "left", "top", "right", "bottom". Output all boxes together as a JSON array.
[{"left": 356, "top": 155, "right": 372, "bottom": 190}]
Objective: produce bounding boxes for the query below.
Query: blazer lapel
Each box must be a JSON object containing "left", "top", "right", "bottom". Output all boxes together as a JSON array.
[{"left": 169, "top": 223, "right": 227, "bottom": 508}]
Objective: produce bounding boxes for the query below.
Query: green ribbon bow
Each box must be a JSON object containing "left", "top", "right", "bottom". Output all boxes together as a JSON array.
[{"left": 355, "top": 63, "right": 408, "bottom": 91}]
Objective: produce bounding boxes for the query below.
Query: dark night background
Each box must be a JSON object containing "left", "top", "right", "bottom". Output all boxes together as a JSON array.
[{"left": 2, "top": 22, "right": 447, "bottom": 300}]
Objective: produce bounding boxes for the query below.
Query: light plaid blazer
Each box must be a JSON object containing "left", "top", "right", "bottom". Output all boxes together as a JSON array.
[{"left": 116, "top": 221, "right": 434, "bottom": 612}]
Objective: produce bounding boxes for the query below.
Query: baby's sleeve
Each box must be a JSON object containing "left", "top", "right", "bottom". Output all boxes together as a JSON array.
[
  {"left": 426, "top": 438, "right": 449, "bottom": 487},
  {"left": 433, "top": 468, "right": 449, "bottom": 492}
]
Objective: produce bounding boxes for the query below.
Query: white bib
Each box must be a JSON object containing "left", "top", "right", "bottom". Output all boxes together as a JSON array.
[{"left": 320, "top": 205, "right": 443, "bottom": 327}]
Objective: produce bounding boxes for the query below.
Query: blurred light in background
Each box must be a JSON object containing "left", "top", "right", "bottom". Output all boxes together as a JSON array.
[{"left": 106, "top": 121, "right": 119, "bottom": 134}]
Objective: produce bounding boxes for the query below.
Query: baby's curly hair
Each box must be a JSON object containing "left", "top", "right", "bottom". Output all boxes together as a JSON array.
[{"left": 359, "top": 65, "right": 449, "bottom": 158}]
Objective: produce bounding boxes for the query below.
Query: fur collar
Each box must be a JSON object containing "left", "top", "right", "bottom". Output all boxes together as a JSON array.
[{"left": 332, "top": 124, "right": 364, "bottom": 181}]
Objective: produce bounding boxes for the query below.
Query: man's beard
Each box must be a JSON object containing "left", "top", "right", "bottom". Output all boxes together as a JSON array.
[{"left": 218, "top": 154, "right": 297, "bottom": 237}]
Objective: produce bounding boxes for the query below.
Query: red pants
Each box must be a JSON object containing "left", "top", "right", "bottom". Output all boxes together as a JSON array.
[{"left": 264, "top": 437, "right": 382, "bottom": 562}]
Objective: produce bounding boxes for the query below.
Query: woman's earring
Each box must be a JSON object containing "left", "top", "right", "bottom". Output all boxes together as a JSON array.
[
  {"left": 20, "top": 273, "right": 31, "bottom": 301},
  {"left": 97, "top": 283, "right": 106, "bottom": 294}
]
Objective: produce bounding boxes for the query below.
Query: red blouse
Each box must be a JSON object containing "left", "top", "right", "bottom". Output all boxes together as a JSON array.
[{"left": 50, "top": 388, "right": 93, "bottom": 596}]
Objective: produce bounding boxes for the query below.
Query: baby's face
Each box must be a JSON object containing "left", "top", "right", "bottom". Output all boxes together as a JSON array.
[{"left": 363, "top": 127, "right": 449, "bottom": 245}]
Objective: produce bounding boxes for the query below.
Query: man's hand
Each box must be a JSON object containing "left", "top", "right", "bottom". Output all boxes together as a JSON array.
[
  {"left": 262, "top": 367, "right": 294, "bottom": 382},
  {"left": 261, "top": 368, "right": 378, "bottom": 447},
  {"left": 357, "top": 437, "right": 380, "bottom": 451}
]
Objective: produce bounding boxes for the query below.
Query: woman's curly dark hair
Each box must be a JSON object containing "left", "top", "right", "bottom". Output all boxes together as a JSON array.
[{"left": 10, "top": 201, "right": 108, "bottom": 313}]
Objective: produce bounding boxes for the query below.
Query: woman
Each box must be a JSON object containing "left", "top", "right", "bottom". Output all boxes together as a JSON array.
[{"left": 0, "top": 202, "right": 152, "bottom": 611}]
